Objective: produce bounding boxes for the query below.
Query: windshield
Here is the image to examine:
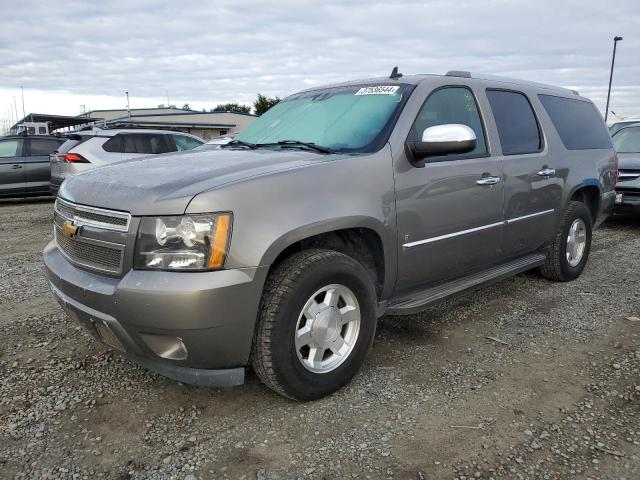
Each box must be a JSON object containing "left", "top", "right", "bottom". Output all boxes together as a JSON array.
[
  {"left": 613, "top": 127, "right": 640, "bottom": 153},
  {"left": 235, "top": 83, "right": 413, "bottom": 153},
  {"left": 610, "top": 121, "right": 640, "bottom": 136}
]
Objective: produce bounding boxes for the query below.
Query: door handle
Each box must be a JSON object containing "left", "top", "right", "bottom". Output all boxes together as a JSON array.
[
  {"left": 476, "top": 176, "right": 501, "bottom": 186},
  {"left": 537, "top": 167, "right": 556, "bottom": 177},
  {"left": 11, "top": 164, "right": 23, "bottom": 170}
]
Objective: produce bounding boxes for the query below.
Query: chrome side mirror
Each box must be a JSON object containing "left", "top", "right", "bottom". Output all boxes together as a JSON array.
[{"left": 407, "top": 124, "right": 477, "bottom": 161}]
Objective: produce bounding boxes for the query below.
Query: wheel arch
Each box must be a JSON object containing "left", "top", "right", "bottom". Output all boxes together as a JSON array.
[
  {"left": 259, "top": 217, "right": 393, "bottom": 299},
  {"left": 568, "top": 180, "right": 601, "bottom": 223}
]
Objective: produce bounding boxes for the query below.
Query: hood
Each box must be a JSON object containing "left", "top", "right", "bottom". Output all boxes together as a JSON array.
[
  {"left": 617, "top": 152, "right": 640, "bottom": 170},
  {"left": 59, "top": 148, "right": 332, "bottom": 215}
]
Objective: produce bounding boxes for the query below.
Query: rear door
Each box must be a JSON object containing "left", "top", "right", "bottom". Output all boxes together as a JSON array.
[
  {"left": 394, "top": 85, "right": 504, "bottom": 291},
  {"left": 0, "top": 138, "right": 26, "bottom": 195},
  {"left": 25, "top": 137, "right": 64, "bottom": 192},
  {"left": 485, "top": 89, "right": 561, "bottom": 258}
]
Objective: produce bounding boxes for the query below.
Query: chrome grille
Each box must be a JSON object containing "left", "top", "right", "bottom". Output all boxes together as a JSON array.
[
  {"left": 618, "top": 169, "right": 640, "bottom": 182},
  {"left": 616, "top": 188, "right": 640, "bottom": 198},
  {"left": 55, "top": 197, "right": 131, "bottom": 232},
  {"left": 54, "top": 227, "right": 125, "bottom": 275}
]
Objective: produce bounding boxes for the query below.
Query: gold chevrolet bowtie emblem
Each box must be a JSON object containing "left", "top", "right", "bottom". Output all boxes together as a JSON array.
[{"left": 62, "top": 220, "right": 79, "bottom": 237}]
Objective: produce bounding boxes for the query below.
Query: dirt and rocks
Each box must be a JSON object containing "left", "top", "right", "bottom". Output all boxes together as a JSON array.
[{"left": 0, "top": 199, "right": 639, "bottom": 480}]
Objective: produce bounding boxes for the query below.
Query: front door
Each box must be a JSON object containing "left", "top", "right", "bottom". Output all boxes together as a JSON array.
[
  {"left": 0, "top": 138, "right": 26, "bottom": 196},
  {"left": 394, "top": 86, "right": 504, "bottom": 292},
  {"left": 485, "top": 89, "right": 561, "bottom": 258}
]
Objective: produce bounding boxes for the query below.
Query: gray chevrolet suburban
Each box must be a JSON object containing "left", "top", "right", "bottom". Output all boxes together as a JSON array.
[{"left": 44, "top": 70, "right": 617, "bottom": 400}]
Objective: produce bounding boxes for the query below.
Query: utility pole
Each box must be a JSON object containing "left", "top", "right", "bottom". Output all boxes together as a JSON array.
[
  {"left": 13, "top": 96, "right": 19, "bottom": 125},
  {"left": 125, "top": 91, "right": 131, "bottom": 119},
  {"left": 604, "top": 36, "right": 623, "bottom": 123},
  {"left": 20, "top": 86, "right": 26, "bottom": 119}
]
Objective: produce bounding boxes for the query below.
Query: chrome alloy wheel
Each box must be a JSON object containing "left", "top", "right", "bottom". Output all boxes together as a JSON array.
[
  {"left": 566, "top": 218, "right": 587, "bottom": 267},
  {"left": 294, "top": 284, "right": 361, "bottom": 374}
]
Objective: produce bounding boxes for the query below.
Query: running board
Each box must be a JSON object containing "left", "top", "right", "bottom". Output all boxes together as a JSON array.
[{"left": 384, "top": 253, "right": 547, "bottom": 315}]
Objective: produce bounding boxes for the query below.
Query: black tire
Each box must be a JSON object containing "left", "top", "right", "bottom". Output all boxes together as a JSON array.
[
  {"left": 251, "top": 249, "right": 377, "bottom": 401},
  {"left": 540, "top": 200, "right": 593, "bottom": 282}
]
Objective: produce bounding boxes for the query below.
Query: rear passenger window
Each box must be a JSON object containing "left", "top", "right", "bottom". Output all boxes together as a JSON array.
[
  {"left": 103, "top": 134, "right": 171, "bottom": 154},
  {"left": 29, "top": 138, "right": 64, "bottom": 156},
  {"left": 538, "top": 95, "right": 612, "bottom": 150},
  {"left": 408, "top": 86, "right": 487, "bottom": 157},
  {"left": 486, "top": 90, "right": 542, "bottom": 155}
]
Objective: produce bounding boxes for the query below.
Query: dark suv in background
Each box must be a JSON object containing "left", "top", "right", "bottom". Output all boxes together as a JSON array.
[{"left": 0, "top": 135, "right": 65, "bottom": 198}]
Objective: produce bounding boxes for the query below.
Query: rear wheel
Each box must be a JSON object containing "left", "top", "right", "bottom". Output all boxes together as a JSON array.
[
  {"left": 251, "top": 249, "right": 377, "bottom": 401},
  {"left": 540, "top": 200, "right": 592, "bottom": 282}
]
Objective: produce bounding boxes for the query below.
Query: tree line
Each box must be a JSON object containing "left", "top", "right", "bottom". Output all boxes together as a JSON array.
[{"left": 181, "top": 93, "right": 280, "bottom": 116}]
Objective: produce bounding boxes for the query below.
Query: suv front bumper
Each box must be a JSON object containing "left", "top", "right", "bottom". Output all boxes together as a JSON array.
[
  {"left": 44, "top": 241, "right": 269, "bottom": 387},
  {"left": 614, "top": 179, "right": 640, "bottom": 216}
]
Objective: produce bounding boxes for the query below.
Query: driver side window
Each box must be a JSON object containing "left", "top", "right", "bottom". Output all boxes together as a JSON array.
[{"left": 408, "top": 87, "right": 487, "bottom": 157}]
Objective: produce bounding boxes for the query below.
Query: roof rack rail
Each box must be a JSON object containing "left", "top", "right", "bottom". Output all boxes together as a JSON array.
[
  {"left": 105, "top": 122, "right": 186, "bottom": 134},
  {"left": 446, "top": 70, "right": 472, "bottom": 78}
]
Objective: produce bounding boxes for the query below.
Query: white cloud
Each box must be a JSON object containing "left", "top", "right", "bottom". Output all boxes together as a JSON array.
[{"left": 0, "top": 0, "right": 638, "bottom": 122}]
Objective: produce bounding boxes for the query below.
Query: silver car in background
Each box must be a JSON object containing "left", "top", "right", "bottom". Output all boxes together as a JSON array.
[
  {"left": 50, "top": 128, "right": 204, "bottom": 193},
  {"left": 194, "top": 134, "right": 236, "bottom": 151},
  {"left": 613, "top": 124, "right": 640, "bottom": 215}
]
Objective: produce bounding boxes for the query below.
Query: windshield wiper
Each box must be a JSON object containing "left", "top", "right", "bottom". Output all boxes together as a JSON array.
[
  {"left": 254, "top": 140, "right": 333, "bottom": 154},
  {"left": 277, "top": 140, "right": 333, "bottom": 154},
  {"left": 220, "top": 139, "right": 257, "bottom": 149}
]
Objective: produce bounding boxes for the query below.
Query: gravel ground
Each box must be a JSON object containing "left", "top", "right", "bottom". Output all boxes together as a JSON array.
[{"left": 0, "top": 199, "right": 639, "bottom": 480}]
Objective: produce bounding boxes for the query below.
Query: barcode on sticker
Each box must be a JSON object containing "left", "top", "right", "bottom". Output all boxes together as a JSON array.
[{"left": 355, "top": 86, "right": 400, "bottom": 96}]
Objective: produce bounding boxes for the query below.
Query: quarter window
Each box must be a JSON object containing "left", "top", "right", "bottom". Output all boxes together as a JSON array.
[
  {"left": 408, "top": 87, "right": 487, "bottom": 158},
  {"left": 0, "top": 139, "right": 23, "bottom": 158},
  {"left": 538, "top": 95, "right": 612, "bottom": 150},
  {"left": 486, "top": 90, "right": 542, "bottom": 155}
]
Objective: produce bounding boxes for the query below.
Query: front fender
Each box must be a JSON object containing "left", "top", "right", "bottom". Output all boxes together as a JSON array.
[
  {"left": 259, "top": 215, "right": 390, "bottom": 266},
  {"left": 187, "top": 146, "right": 398, "bottom": 298}
]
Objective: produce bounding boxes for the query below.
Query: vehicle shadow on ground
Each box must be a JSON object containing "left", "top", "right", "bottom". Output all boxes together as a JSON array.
[{"left": 601, "top": 213, "right": 640, "bottom": 230}]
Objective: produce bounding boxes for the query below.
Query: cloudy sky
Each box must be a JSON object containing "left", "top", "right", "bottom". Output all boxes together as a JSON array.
[{"left": 1, "top": 0, "right": 638, "bottom": 126}]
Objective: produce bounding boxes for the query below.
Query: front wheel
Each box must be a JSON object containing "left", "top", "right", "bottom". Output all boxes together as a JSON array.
[
  {"left": 251, "top": 249, "right": 377, "bottom": 401},
  {"left": 540, "top": 200, "right": 593, "bottom": 282}
]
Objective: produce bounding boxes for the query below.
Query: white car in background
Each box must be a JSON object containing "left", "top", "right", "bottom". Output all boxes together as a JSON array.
[
  {"left": 194, "top": 134, "right": 236, "bottom": 150},
  {"left": 609, "top": 119, "right": 640, "bottom": 136},
  {"left": 50, "top": 127, "right": 203, "bottom": 193}
]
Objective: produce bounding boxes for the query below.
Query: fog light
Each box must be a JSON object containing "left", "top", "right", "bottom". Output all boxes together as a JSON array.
[
  {"left": 94, "top": 320, "right": 125, "bottom": 351},
  {"left": 140, "top": 334, "right": 188, "bottom": 361}
]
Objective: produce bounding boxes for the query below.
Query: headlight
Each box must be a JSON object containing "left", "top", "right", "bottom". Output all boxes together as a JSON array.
[{"left": 134, "top": 213, "right": 232, "bottom": 271}]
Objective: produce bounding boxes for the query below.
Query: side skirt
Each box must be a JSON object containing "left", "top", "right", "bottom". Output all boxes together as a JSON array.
[{"left": 381, "top": 253, "right": 547, "bottom": 316}]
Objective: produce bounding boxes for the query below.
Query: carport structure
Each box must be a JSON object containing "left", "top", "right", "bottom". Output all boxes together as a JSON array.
[{"left": 11, "top": 113, "right": 102, "bottom": 133}]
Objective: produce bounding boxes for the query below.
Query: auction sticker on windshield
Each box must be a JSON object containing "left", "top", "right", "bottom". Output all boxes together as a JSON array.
[{"left": 355, "top": 86, "right": 400, "bottom": 95}]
